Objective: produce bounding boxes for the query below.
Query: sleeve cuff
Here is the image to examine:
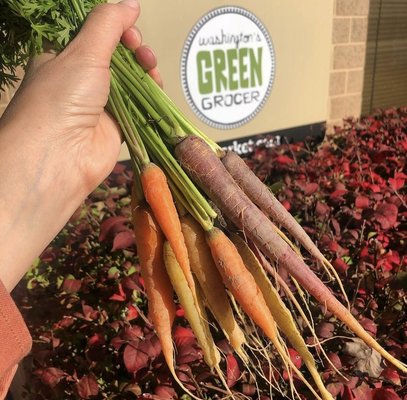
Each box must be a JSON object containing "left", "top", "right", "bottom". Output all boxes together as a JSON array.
[{"left": 0, "top": 279, "right": 32, "bottom": 378}]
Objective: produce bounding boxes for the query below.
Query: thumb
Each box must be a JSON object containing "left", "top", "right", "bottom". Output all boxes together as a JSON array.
[
  {"left": 24, "top": 41, "right": 57, "bottom": 78},
  {"left": 65, "top": 0, "right": 140, "bottom": 64}
]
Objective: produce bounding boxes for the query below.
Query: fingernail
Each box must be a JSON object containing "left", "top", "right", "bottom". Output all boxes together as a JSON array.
[
  {"left": 120, "top": 0, "right": 139, "bottom": 9},
  {"left": 129, "top": 26, "right": 142, "bottom": 44}
]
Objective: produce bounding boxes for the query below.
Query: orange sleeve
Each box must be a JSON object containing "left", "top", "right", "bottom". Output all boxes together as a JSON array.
[{"left": 0, "top": 279, "right": 32, "bottom": 399}]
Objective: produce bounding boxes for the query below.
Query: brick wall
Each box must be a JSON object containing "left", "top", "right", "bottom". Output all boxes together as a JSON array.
[{"left": 327, "top": 0, "right": 370, "bottom": 131}]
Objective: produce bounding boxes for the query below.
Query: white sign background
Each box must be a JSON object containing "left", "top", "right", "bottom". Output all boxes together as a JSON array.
[{"left": 181, "top": 7, "right": 276, "bottom": 129}]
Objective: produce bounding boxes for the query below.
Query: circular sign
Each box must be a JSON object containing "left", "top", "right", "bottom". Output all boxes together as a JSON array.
[{"left": 181, "top": 6, "right": 276, "bottom": 130}]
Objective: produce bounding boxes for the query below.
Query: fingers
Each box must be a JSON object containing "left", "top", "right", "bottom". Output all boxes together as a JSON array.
[
  {"left": 147, "top": 67, "right": 163, "bottom": 89},
  {"left": 121, "top": 26, "right": 143, "bottom": 50},
  {"left": 122, "top": 27, "right": 163, "bottom": 88},
  {"left": 135, "top": 46, "right": 156, "bottom": 71},
  {"left": 66, "top": 0, "right": 140, "bottom": 65},
  {"left": 63, "top": 0, "right": 163, "bottom": 87}
]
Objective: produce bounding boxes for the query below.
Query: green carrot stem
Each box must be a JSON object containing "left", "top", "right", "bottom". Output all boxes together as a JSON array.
[
  {"left": 110, "top": 74, "right": 149, "bottom": 165},
  {"left": 112, "top": 52, "right": 182, "bottom": 141},
  {"left": 131, "top": 161, "right": 145, "bottom": 205},
  {"left": 108, "top": 86, "right": 143, "bottom": 166},
  {"left": 125, "top": 100, "right": 216, "bottom": 219},
  {"left": 143, "top": 74, "right": 222, "bottom": 154},
  {"left": 113, "top": 45, "right": 219, "bottom": 152}
]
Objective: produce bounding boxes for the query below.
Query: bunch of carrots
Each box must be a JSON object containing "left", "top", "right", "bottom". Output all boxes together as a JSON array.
[
  {"left": 3, "top": 1, "right": 406, "bottom": 399},
  {"left": 128, "top": 134, "right": 407, "bottom": 399}
]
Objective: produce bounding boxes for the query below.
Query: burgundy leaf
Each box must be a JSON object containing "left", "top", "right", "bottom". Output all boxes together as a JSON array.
[
  {"left": 388, "top": 172, "right": 406, "bottom": 190},
  {"left": 288, "top": 348, "right": 302, "bottom": 369},
  {"left": 296, "top": 180, "right": 318, "bottom": 195},
  {"left": 54, "top": 316, "right": 74, "bottom": 329},
  {"left": 173, "top": 326, "right": 196, "bottom": 348},
  {"left": 99, "top": 216, "right": 128, "bottom": 242},
  {"left": 281, "top": 199, "right": 291, "bottom": 211},
  {"left": 88, "top": 333, "right": 105, "bottom": 347},
  {"left": 62, "top": 277, "right": 82, "bottom": 293},
  {"left": 355, "top": 195, "right": 370, "bottom": 209},
  {"left": 327, "top": 382, "right": 344, "bottom": 397},
  {"left": 375, "top": 203, "right": 398, "bottom": 230},
  {"left": 326, "top": 352, "right": 342, "bottom": 370},
  {"left": 316, "top": 322, "right": 335, "bottom": 338},
  {"left": 372, "top": 388, "right": 400, "bottom": 400},
  {"left": 175, "top": 305, "right": 185, "bottom": 317},
  {"left": 352, "top": 383, "right": 373, "bottom": 400},
  {"left": 75, "top": 375, "right": 99, "bottom": 399},
  {"left": 123, "top": 343, "right": 150, "bottom": 374},
  {"left": 110, "top": 336, "right": 127, "bottom": 351},
  {"left": 315, "top": 201, "right": 330, "bottom": 218},
  {"left": 35, "top": 367, "right": 66, "bottom": 388},
  {"left": 303, "top": 182, "right": 319, "bottom": 195},
  {"left": 123, "top": 326, "right": 143, "bottom": 341},
  {"left": 329, "top": 189, "right": 348, "bottom": 202},
  {"left": 109, "top": 283, "right": 126, "bottom": 302},
  {"left": 359, "top": 317, "right": 377, "bottom": 336},
  {"left": 141, "top": 333, "right": 162, "bottom": 359},
  {"left": 331, "top": 218, "right": 341, "bottom": 236},
  {"left": 216, "top": 339, "right": 233, "bottom": 355},
  {"left": 112, "top": 230, "right": 134, "bottom": 251},
  {"left": 342, "top": 385, "right": 355, "bottom": 400},
  {"left": 242, "top": 384, "right": 256, "bottom": 396},
  {"left": 126, "top": 304, "right": 139, "bottom": 321},
  {"left": 381, "top": 367, "right": 401, "bottom": 386},
  {"left": 275, "top": 155, "right": 295, "bottom": 165},
  {"left": 75, "top": 303, "right": 98, "bottom": 321},
  {"left": 226, "top": 354, "right": 240, "bottom": 388},
  {"left": 154, "top": 385, "right": 177, "bottom": 399},
  {"left": 333, "top": 258, "right": 350, "bottom": 274},
  {"left": 176, "top": 346, "right": 202, "bottom": 365}
]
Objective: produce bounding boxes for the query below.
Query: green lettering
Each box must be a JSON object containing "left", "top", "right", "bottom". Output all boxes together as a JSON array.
[
  {"left": 197, "top": 51, "right": 213, "bottom": 94},
  {"left": 250, "top": 47, "right": 263, "bottom": 86},
  {"left": 239, "top": 48, "right": 249, "bottom": 89},
  {"left": 227, "top": 48, "right": 238, "bottom": 91},
  {"left": 213, "top": 49, "right": 227, "bottom": 92}
]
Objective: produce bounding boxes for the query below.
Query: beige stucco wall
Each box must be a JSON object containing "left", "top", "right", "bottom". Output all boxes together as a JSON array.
[{"left": 117, "top": 0, "right": 334, "bottom": 159}]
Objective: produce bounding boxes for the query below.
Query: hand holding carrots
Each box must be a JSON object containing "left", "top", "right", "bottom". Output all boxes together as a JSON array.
[{"left": 0, "top": 0, "right": 161, "bottom": 291}]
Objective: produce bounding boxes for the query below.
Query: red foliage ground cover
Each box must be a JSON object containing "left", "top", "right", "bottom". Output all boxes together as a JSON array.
[{"left": 13, "top": 108, "right": 406, "bottom": 399}]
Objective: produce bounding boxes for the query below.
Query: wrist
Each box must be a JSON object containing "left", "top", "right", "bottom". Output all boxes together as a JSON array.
[{"left": 0, "top": 123, "right": 86, "bottom": 291}]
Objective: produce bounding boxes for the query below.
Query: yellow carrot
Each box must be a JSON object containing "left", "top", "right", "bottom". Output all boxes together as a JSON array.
[
  {"left": 231, "top": 233, "right": 333, "bottom": 400},
  {"left": 180, "top": 215, "right": 247, "bottom": 359}
]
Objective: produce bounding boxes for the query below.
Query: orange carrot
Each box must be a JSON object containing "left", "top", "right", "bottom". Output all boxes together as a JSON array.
[
  {"left": 132, "top": 197, "right": 201, "bottom": 399},
  {"left": 205, "top": 227, "right": 324, "bottom": 400},
  {"left": 180, "top": 215, "right": 247, "bottom": 359},
  {"left": 175, "top": 135, "right": 407, "bottom": 373},
  {"left": 140, "top": 162, "right": 196, "bottom": 294},
  {"left": 132, "top": 202, "right": 175, "bottom": 334}
]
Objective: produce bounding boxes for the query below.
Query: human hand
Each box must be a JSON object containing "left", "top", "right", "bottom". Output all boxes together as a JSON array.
[
  {"left": 0, "top": 0, "right": 161, "bottom": 291},
  {"left": 1, "top": 0, "right": 161, "bottom": 194}
]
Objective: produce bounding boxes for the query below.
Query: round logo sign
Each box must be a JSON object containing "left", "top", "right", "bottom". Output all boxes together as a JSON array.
[{"left": 181, "top": 6, "right": 276, "bottom": 130}]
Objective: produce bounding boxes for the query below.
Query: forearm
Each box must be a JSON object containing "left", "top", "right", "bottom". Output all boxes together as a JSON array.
[{"left": 0, "top": 123, "right": 86, "bottom": 292}]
